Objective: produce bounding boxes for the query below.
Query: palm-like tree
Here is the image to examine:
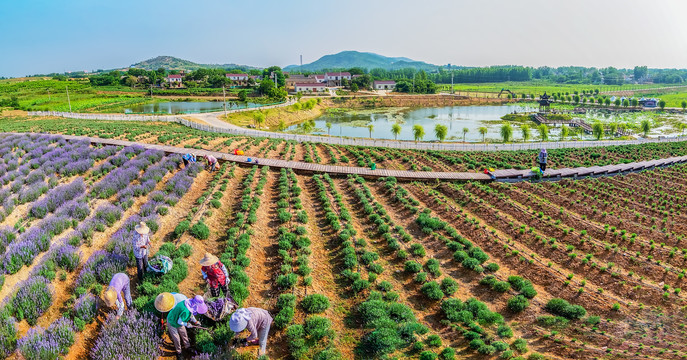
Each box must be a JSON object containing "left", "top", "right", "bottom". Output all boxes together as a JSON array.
[
  {"left": 538, "top": 124, "right": 549, "bottom": 142},
  {"left": 326, "top": 121, "right": 332, "bottom": 136},
  {"left": 478, "top": 127, "right": 488, "bottom": 143},
  {"left": 521, "top": 125, "right": 531, "bottom": 142},
  {"left": 434, "top": 124, "right": 448, "bottom": 142},
  {"left": 608, "top": 123, "right": 618, "bottom": 138},
  {"left": 412, "top": 124, "right": 425, "bottom": 143},
  {"left": 592, "top": 122, "right": 604, "bottom": 140},
  {"left": 640, "top": 119, "right": 651, "bottom": 137},
  {"left": 367, "top": 124, "right": 374, "bottom": 138},
  {"left": 462, "top": 127, "right": 469, "bottom": 143},
  {"left": 681, "top": 101, "right": 687, "bottom": 112},
  {"left": 254, "top": 112, "right": 266, "bottom": 129},
  {"left": 391, "top": 123, "right": 402, "bottom": 140},
  {"left": 500, "top": 123, "right": 513, "bottom": 143},
  {"left": 560, "top": 124, "right": 569, "bottom": 141}
]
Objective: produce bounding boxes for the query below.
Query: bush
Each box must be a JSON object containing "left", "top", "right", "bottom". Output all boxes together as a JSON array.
[
  {"left": 301, "top": 294, "right": 330, "bottom": 314},
  {"left": 190, "top": 221, "right": 210, "bottom": 240},
  {"left": 0, "top": 313, "right": 16, "bottom": 359},
  {"left": 511, "top": 338, "right": 528, "bottom": 353},
  {"left": 425, "top": 334, "right": 442, "bottom": 347},
  {"left": 173, "top": 220, "right": 190, "bottom": 238},
  {"left": 440, "top": 347, "right": 455, "bottom": 360},
  {"left": 174, "top": 243, "right": 193, "bottom": 258},
  {"left": 419, "top": 351, "right": 438, "bottom": 360},
  {"left": 492, "top": 281, "right": 511, "bottom": 293},
  {"left": 507, "top": 295, "right": 530, "bottom": 313},
  {"left": 440, "top": 278, "right": 458, "bottom": 296},
  {"left": 421, "top": 281, "right": 445, "bottom": 301},
  {"left": 13, "top": 276, "right": 53, "bottom": 326},
  {"left": 304, "top": 316, "right": 332, "bottom": 341},
  {"left": 360, "top": 327, "right": 403, "bottom": 355},
  {"left": 545, "top": 298, "right": 586, "bottom": 320},
  {"left": 73, "top": 293, "right": 97, "bottom": 324},
  {"left": 209, "top": 199, "right": 221, "bottom": 209},
  {"left": 405, "top": 261, "right": 422, "bottom": 273},
  {"left": 18, "top": 317, "right": 76, "bottom": 360}
]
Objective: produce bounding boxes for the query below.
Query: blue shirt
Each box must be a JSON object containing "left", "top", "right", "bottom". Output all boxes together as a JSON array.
[{"left": 183, "top": 154, "right": 196, "bottom": 162}]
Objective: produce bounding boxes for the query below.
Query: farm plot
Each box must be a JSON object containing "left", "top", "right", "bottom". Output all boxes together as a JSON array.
[{"left": 1, "top": 131, "right": 687, "bottom": 360}]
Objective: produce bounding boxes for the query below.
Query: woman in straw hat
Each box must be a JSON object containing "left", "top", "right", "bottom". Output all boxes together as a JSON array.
[
  {"left": 167, "top": 295, "right": 208, "bottom": 360},
  {"left": 155, "top": 292, "right": 189, "bottom": 314},
  {"left": 203, "top": 154, "right": 218, "bottom": 172},
  {"left": 229, "top": 307, "right": 273, "bottom": 356},
  {"left": 101, "top": 272, "right": 132, "bottom": 319},
  {"left": 132, "top": 221, "right": 152, "bottom": 281},
  {"left": 199, "top": 252, "right": 229, "bottom": 298}
]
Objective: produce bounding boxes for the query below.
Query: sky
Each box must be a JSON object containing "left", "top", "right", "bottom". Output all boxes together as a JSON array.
[{"left": 1, "top": 0, "right": 687, "bottom": 77}]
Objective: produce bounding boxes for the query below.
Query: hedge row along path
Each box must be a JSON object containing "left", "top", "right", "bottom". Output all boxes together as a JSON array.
[
  {"left": 28, "top": 110, "right": 687, "bottom": 152},
  {"left": 9, "top": 132, "right": 687, "bottom": 182}
]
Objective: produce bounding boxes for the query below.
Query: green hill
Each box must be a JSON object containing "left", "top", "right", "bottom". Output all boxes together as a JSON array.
[
  {"left": 130, "top": 56, "right": 254, "bottom": 71},
  {"left": 283, "top": 51, "right": 438, "bottom": 72}
]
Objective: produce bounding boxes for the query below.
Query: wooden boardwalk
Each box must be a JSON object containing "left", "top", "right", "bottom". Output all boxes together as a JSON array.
[{"left": 16, "top": 133, "right": 685, "bottom": 182}]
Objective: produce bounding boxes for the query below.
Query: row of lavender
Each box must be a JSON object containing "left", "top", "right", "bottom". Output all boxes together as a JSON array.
[{"left": 0, "top": 135, "right": 199, "bottom": 359}]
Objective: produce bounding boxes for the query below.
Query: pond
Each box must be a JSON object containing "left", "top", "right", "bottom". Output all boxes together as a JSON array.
[
  {"left": 286, "top": 105, "right": 687, "bottom": 141},
  {"left": 288, "top": 104, "right": 540, "bottom": 141},
  {"left": 124, "top": 101, "right": 262, "bottom": 114}
]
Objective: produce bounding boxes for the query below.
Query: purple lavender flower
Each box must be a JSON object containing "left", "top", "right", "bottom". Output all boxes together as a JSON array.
[
  {"left": 12, "top": 276, "right": 53, "bottom": 326},
  {"left": 91, "top": 309, "right": 161, "bottom": 360},
  {"left": 30, "top": 178, "right": 85, "bottom": 218},
  {"left": 73, "top": 293, "right": 97, "bottom": 323},
  {"left": 52, "top": 244, "right": 81, "bottom": 271},
  {"left": 18, "top": 316, "right": 75, "bottom": 360}
]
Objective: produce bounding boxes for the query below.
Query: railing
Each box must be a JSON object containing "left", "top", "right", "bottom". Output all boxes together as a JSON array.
[{"left": 28, "top": 110, "right": 687, "bottom": 152}]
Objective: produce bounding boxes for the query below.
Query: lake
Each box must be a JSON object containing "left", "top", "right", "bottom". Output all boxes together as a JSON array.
[{"left": 124, "top": 101, "right": 261, "bottom": 114}]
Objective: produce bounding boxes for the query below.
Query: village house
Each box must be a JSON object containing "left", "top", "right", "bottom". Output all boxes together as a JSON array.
[
  {"left": 286, "top": 74, "right": 317, "bottom": 89},
  {"left": 373, "top": 80, "right": 396, "bottom": 90},
  {"left": 309, "top": 74, "right": 325, "bottom": 83},
  {"left": 325, "top": 72, "right": 351, "bottom": 86},
  {"left": 166, "top": 74, "right": 183, "bottom": 87},
  {"left": 226, "top": 73, "right": 250, "bottom": 86},
  {"left": 294, "top": 83, "right": 327, "bottom": 93}
]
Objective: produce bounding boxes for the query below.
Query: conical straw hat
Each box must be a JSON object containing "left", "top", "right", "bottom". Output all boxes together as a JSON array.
[
  {"left": 154, "top": 292, "right": 176, "bottom": 312},
  {"left": 135, "top": 221, "right": 150, "bottom": 235},
  {"left": 102, "top": 287, "right": 118, "bottom": 307},
  {"left": 199, "top": 252, "right": 219, "bottom": 266}
]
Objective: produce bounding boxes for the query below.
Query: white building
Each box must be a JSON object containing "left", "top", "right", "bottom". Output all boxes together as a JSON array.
[
  {"left": 225, "top": 73, "right": 249, "bottom": 81},
  {"left": 373, "top": 80, "right": 396, "bottom": 90},
  {"left": 325, "top": 72, "right": 351, "bottom": 82},
  {"left": 166, "top": 74, "right": 182, "bottom": 83},
  {"left": 309, "top": 74, "right": 325, "bottom": 83},
  {"left": 295, "top": 83, "right": 327, "bottom": 93}
]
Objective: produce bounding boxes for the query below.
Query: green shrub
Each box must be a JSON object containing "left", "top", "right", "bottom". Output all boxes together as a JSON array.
[
  {"left": 545, "top": 298, "right": 586, "bottom": 319},
  {"left": 420, "top": 281, "right": 445, "bottom": 301},
  {"left": 301, "top": 294, "right": 330, "bottom": 314},
  {"left": 190, "top": 221, "right": 210, "bottom": 240},
  {"left": 173, "top": 220, "right": 190, "bottom": 239},
  {"left": 439, "top": 347, "right": 455, "bottom": 360},
  {"left": 425, "top": 334, "right": 442, "bottom": 347},
  {"left": 419, "top": 351, "right": 438, "bottom": 360},
  {"left": 404, "top": 261, "right": 422, "bottom": 273},
  {"left": 511, "top": 338, "right": 528, "bottom": 353},
  {"left": 440, "top": 278, "right": 458, "bottom": 295},
  {"left": 507, "top": 295, "right": 530, "bottom": 313},
  {"left": 492, "top": 281, "right": 511, "bottom": 293},
  {"left": 304, "top": 316, "right": 332, "bottom": 341},
  {"left": 210, "top": 199, "right": 221, "bottom": 208},
  {"left": 174, "top": 243, "right": 193, "bottom": 258}
]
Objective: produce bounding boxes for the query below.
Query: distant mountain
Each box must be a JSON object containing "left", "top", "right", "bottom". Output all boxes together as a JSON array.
[
  {"left": 283, "top": 51, "right": 438, "bottom": 72},
  {"left": 130, "top": 56, "right": 255, "bottom": 71}
]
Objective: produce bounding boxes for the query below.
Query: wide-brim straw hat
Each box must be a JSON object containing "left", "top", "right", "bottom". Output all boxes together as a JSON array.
[
  {"left": 102, "top": 287, "right": 118, "bottom": 307},
  {"left": 155, "top": 292, "right": 176, "bottom": 312},
  {"left": 135, "top": 221, "right": 150, "bottom": 235},
  {"left": 230, "top": 308, "right": 251, "bottom": 333},
  {"left": 199, "top": 252, "right": 219, "bottom": 267}
]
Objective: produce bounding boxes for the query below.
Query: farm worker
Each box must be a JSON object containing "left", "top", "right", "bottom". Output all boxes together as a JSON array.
[
  {"left": 133, "top": 221, "right": 152, "bottom": 281},
  {"left": 181, "top": 153, "right": 196, "bottom": 168},
  {"left": 102, "top": 272, "right": 132, "bottom": 319},
  {"left": 203, "top": 154, "right": 218, "bottom": 172},
  {"left": 230, "top": 307, "right": 273, "bottom": 356},
  {"left": 199, "top": 252, "right": 230, "bottom": 298},
  {"left": 167, "top": 295, "right": 208, "bottom": 360},
  {"left": 538, "top": 148, "right": 548, "bottom": 172}
]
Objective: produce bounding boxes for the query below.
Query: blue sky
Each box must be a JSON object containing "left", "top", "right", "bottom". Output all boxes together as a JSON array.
[{"left": 1, "top": 0, "right": 687, "bottom": 77}]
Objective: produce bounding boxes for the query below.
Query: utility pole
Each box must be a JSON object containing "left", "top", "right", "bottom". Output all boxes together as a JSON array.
[
  {"left": 223, "top": 85, "right": 227, "bottom": 116},
  {"left": 300, "top": 55, "right": 302, "bottom": 74},
  {"left": 412, "top": 72, "right": 415, "bottom": 94},
  {"left": 66, "top": 86, "right": 72, "bottom": 112},
  {"left": 449, "top": 63, "right": 453, "bottom": 94}
]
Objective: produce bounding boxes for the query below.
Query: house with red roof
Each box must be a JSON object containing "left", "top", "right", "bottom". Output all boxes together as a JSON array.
[{"left": 166, "top": 74, "right": 183, "bottom": 87}]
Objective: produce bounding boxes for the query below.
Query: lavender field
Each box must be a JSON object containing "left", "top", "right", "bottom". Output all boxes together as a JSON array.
[{"left": 0, "top": 133, "right": 205, "bottom": 359}]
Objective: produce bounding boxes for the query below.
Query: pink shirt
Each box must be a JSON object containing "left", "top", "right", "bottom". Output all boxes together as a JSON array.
[{"left": 246, "top": 307, "right": 272, "bottom": 341}]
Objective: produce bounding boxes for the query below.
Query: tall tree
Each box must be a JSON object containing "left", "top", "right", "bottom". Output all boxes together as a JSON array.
[
  {"left": 659, "top": 100, "right": 666, "bottom": 111},
  {"left": 367, "top": 124, "right": 374, "bottom": 138},
  {"left": 521, "top": 125, "right": 531, "bottom": 142},
  {"left": 478, "top": 127, "right": 488, "bottom": 143},
  {"left": 326, "top": 121, "right": 332, "bottom": 136},
  {"left": 412, "top": 124, "right": 425, "bottom": 143},
  {"left": 434, "top": 124, "right": 448, "bottom": 142},
  {"left": 391, "top": 123, "right": 402, "bottom": 140},
  {"left": 462, "top": 127, "right": 469, "bottom": 143},
  {"left": 538, "top": 124, "right": 549, "bottom": 141},
  {"left": 608, "top": 123, "right": 618, "bottom": 137},
  {"left": 500, "top": 123, "right": 513, "bottom": 143},
  {"left": 681, "top": 101, "right": 687, "bottom": 112},
  {"left": 560, "top": 125, "right": 569, "bottom": 141},
  {"left": 592, "top": 122, "right": 604, "bottom": 140},
  {"left": 640, "top": 119, "right": 651, "bottom": 137}
]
